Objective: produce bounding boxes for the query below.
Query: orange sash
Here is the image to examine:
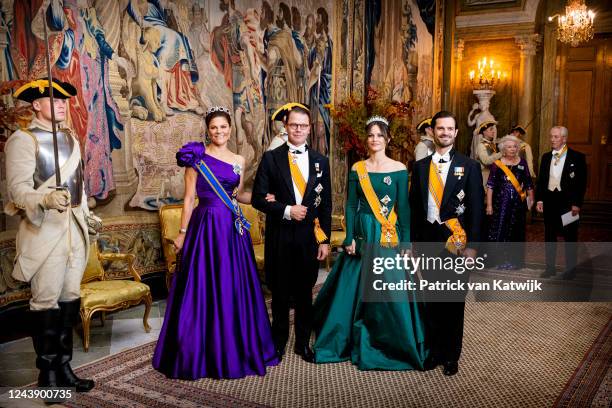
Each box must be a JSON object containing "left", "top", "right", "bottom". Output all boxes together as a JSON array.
[
  {"left": 355, "top": 161, "right": 398, "bottom": 247},
  {"left": 428, "top": 161, "right": 467, "bottom": 255},
  {"left": 288, "top": 152, "right": 328, "bottom": 244},
  {"left": 494, "top": 160, "right": 526, "bottom": 201}
]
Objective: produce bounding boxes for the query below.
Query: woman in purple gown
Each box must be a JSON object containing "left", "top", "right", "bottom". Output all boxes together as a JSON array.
[
  {"left": 153, "top": 107, "right": 279, "bottom": 379},
  {"left": 486, "top": 135, "right": 534, "bottom": 269}
]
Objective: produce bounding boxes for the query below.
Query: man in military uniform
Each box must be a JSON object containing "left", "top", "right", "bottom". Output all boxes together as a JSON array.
[
  {"left": 475, "top": 121, "right": 502, "bottom": 188},
  {"left": 4, "top": 78, "right": 95, "bottom": 392},
  {"left": 414, "top": 117, "right": 435, "bottom": 161}
]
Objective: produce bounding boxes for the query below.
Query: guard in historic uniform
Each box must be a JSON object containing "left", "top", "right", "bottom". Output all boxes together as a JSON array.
[
  {"left": 475, "top": 121, "right": 502, "bottom": 188},
  {"left": 414, "top": 117, "right": 435, "bottom": 161},
  {"left": 4, "top": 78, "right": 96, "bottom": 392}
]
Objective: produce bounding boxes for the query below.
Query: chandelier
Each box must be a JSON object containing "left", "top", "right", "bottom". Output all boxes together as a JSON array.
[
  {"left": 469, "top": 57, "right": 507, "bottom": 90},
  {"left": 548, "top": 0, "right": 595, "bottom": 47}
]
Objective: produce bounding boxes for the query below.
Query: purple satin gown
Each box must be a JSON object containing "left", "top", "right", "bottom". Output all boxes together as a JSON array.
[{"left": 153, "top": 142, "right": 279, "bottom": 379}]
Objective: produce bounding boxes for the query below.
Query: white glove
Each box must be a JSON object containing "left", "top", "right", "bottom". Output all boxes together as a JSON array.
[{"left": 42, "top": 190, "right": 70, "bottom": 211}]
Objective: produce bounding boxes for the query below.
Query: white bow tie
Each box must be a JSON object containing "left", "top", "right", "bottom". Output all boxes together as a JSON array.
[{"left": 289, "top": 145, "right": 307, "bottom": 154}]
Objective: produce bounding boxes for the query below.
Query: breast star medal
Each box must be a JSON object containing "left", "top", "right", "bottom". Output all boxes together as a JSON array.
[{"left": 455, "top": 203, "right": 466, "bottom": 216}]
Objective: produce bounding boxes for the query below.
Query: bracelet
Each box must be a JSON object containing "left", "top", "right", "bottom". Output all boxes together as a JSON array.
[{"left": 179, "top": 228, "right": 187, "bottom": 233}]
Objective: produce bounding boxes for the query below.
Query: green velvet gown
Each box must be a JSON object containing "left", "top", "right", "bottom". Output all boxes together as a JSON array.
[{"left": 313, "top": 169, "right": 428, "bottom": 370}]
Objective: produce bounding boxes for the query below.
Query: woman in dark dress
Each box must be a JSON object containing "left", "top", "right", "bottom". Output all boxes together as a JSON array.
[
  {"left": 153, "top": 107, "right": 278, "bottom": 379},
  {"left": 486, "top": 135, "right": 534, "bottom": 269},
  {"left": 313, "top": 116, "right": 427, "bottom": 371}
]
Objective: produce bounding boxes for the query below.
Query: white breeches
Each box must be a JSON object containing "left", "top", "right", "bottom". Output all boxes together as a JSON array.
[{"left": 29, "top": 218, "right": 87, "bottom": 310}]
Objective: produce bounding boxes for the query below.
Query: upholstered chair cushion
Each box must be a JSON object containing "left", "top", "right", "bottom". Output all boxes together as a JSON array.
[{"left": 80, "top": 281, "right": 151, "bottom": 309}]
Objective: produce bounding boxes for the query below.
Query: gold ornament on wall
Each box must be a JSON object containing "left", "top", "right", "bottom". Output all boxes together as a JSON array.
[{"left": 548, "top": 0, "right": 595, "bottom": 47}]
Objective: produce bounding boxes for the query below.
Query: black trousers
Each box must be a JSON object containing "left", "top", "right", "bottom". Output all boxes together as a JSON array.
[
  {"left": 270, "top": 228, "right": 319, "bottom": 349},
  {"left": 418, "top": 221, "right": 468, "bottom": 363},
  {"left": 543, "top": 190, "right": 579, "bottom": 273}
]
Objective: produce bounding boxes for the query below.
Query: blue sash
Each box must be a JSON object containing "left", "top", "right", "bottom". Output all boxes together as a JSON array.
[{"left": 194, "top": 159, "right": 251, "bottom": 235}]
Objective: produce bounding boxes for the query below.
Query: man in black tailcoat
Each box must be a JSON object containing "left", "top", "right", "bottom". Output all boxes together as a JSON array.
[
  {"left": 536, "top": 126, "right": 587, "bottom": 279},
  {"left": 410, "top": 110, "right": 484, "bottom": 376},
  {"left": 252, "top": 103, "right": 332, "bottom": 362}
]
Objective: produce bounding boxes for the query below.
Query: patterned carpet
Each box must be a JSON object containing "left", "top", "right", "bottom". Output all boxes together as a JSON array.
[
  {"left": 554, "top": 317, "right": 611, "bottom": 408},
  {"left": 64, "top": 300, "right": 612, "bottom": 408}
]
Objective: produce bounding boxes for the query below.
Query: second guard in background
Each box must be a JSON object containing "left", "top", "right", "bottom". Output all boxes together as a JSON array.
[
  {"left": 414, "top": 117, "right": 435, "bottom": 161},
  {"left": 476, "top": 121, "right": 502, "bottom": 189}
]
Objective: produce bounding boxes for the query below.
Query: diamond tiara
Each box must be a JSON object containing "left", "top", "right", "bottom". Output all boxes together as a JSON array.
[
  {"left": 366, "top": 115, "right": 389, "bottom": 127},
  {"left": 205, "top": 106, "right": 231, "bottom": 116}
]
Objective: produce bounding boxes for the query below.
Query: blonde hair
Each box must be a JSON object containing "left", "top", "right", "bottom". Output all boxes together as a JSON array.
[{"left": 497, "top": 134, "right": 521, "bottom": 152}]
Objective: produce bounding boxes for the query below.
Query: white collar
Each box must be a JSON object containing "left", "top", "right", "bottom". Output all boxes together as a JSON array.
[
  {"left": 287, "top": 142, "right": 307, "bottom": 152},
  {"left": 432, "top": 151, "right": 451, "bottom": 163},
  {"left": 29, "top": 117, "right": 57, "bottom": 132}
]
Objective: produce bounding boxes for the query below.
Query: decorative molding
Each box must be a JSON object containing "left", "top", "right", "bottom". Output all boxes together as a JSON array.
[
  {"left": 459, "top": 0, "right": 524, "bottom": 14},
  {"left": 456, "top": 0, "right": 539, "bottom": 28},
  {"left": 331, "top": 0, "right": 351, "bottom": 217},
  {"left": 538, "top": 21, "right": 558, "bottom": 161},
  {"left": 455, "top": 38, "right": 465, "bottom": 61},
  {"left": 594, "top": 11, "right": 612, "bottom": 34},
  {"left": 432, "top": 0, "right": 445, "bottom": 112},
  {"left": 515, "top": 33, "right": 542, "bottom": 56},
  {"left": 456, "top": 22, "right": 536, "bottom": 41}
]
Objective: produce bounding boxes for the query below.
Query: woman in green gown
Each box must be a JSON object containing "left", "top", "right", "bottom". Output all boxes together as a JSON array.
[{"left": 313, "top": 116, "right": 428, "bottom": 371}]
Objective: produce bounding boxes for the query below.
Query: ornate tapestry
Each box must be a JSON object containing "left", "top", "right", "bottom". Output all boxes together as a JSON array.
[{"left": 0, "top": 0, "right": 335, "bottom": 211}]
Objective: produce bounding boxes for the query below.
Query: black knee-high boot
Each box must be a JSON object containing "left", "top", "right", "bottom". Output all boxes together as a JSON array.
[
  {"left": 57, "top": 299, "right": 95, "bottom": 392},
  {"left": 30, "top": 309, "right": 61, "bottom": 387}
]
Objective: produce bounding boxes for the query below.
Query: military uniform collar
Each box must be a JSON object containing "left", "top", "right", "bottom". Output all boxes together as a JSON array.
[{"left": 28, "top": 118, "right": 56, "bottom": 132}]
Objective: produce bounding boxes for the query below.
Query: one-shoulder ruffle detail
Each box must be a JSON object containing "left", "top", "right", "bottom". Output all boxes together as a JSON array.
[{"left": 176, "top": 141, "right": 206, "bottom": 168}]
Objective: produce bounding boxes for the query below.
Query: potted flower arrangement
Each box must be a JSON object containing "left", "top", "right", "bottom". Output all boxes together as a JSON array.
[{"left": 327, "top": 87, "right": 416, "bottom": 162}]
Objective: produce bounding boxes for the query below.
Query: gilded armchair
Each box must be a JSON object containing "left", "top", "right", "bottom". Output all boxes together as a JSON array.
[
  {"left": 327, "top": 214, "right": 346, "bottom": 270},
  {"left": 159, "top": 203, "right": 183, "bottom": 289},
  {"left": 79, "top": 241, "right": 152, "bottom": 351}
]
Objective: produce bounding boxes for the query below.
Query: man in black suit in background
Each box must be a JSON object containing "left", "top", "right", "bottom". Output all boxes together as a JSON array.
[
  {"left": 252, "top": 103, "right": 332, "bottom": 362},
  {"left": 410, "top": 110, "right": 484, "bottom": 376},
  {"left": 536, "top": 126, "right": 587, "bottom": 279}
]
